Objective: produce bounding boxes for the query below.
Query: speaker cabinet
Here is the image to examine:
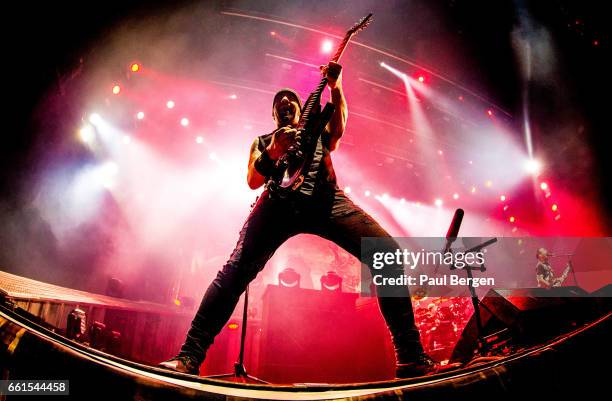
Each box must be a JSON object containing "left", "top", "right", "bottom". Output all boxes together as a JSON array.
[{"left": 451, "top": 287, "right": 596, "bottom": 363}]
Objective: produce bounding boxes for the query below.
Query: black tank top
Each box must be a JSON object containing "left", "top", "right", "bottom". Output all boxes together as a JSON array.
[{"left": 257, "top": 129, "right": 338, "bottom": 196}]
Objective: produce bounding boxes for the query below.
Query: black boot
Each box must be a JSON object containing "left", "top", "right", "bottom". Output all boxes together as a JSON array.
[
  {"left": 158, "top": 354, "right": 200, "bottom": 375},
  {"left": 395, "top": 354, "right": 438, "bottom": 378}
]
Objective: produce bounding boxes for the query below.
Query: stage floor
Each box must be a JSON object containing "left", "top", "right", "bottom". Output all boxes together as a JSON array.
[{"left": 1, "top": 301, "right": 609, "bottom": 399}]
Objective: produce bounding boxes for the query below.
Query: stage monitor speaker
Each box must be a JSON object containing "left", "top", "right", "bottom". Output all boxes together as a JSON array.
[
  {"left": 259, "top": 285, "right": 359, "bottom": 383},
  {"left": 590, "top": 284, "right": 612, "bottom": 312},
  {"left": 451, "top": 287, "right": 596, "bottom": 363},
  {"left": 590, "top": 284, "right": 612, "bottom": 297}
]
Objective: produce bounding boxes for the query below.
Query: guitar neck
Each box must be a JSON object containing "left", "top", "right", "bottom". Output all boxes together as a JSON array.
[{"left": 298, "top": 32, "right": 354, "bottom": 128}]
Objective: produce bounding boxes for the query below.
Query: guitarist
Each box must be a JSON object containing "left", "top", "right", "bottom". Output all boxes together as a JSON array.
[
  {"left": 159, "top": 62, "right": 437, "bottom": 378},
  {"left": 535, "top": 248, "right": 571, "bottom": 288}
]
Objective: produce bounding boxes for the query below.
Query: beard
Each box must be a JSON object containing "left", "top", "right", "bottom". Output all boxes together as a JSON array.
[
  {"left": 275, "top": 102, "right": 299, "bottom": 126},
  {"left": 280, "top": 110, "right": 294, "bottom": 124}
]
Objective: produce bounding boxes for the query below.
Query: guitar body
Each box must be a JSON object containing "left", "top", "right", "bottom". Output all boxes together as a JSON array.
[
  {"left": 279, "top": 102, "right": 335, "bottom": 191},
  {"left": 552, "top": 265, "right": 571, "bottom": 287}
]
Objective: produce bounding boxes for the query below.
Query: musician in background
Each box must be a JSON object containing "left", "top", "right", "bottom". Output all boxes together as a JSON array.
[
  {"left": 160, "top": 62, "right": 436, "bottom": 378},
  {"left": 535, "top": 248, "right": 571, "bottom": 288}
]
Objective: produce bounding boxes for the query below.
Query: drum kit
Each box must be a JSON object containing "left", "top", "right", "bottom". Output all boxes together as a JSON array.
[{"left": 414, "top": 297, "right": 473, "bottom": 358}]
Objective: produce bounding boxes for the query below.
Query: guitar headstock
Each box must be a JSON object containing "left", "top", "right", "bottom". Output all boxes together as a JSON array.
[{"left": 348, "top": 13, "right": 373, "bottom": 35}]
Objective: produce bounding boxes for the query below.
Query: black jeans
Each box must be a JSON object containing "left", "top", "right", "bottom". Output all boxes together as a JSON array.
[{"left": 179, "top": 188, "right": 424, "bottom": 365}]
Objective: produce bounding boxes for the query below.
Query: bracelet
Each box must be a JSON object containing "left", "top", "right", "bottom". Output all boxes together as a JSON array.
[{"left": 254, "top": 149, "right": 277, "bottom": 177}]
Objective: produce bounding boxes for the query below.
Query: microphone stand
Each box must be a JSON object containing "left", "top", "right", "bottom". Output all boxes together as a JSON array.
[
  {"left": 449, "top": 238, "right": 498, "bottom": 354},
  {"left": 569, "top": 256, "right": 578, "bottom": 287},
  {"left": 207, "top": 195, "right": 267, "bottom": 383},
  {"left": 206, "top": 285, "right": 267, "bottom": 383},
  {"left": 550, "top": 253, "right": 578, "bottom": 287}
]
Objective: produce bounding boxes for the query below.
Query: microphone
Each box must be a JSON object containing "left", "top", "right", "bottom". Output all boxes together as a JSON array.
[
  {"left": 443, "top": 209, "right": 464, "bottom": 254},
  {"left": 549, "top": 253, "right": 574, "bottom": 257}
]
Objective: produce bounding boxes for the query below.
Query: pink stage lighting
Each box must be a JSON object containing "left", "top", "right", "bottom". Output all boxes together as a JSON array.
[
  {"left": 321, "top": 39, "right": 333, "bottom": 54},
  {"left": 525, "top": 158, "right": 542, "bottom": 175}
]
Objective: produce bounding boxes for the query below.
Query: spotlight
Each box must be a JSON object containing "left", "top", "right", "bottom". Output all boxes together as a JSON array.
[
  {"left": 98, "top": 161, "right": 118, "bottom": 189},
  {"left": 278, "top": 267, "right": 300, "bottom": 288},
  {"left": 500, "top": 195, "right": 506, "bottom": 201},
  {"left": 229, "top": 94, "right": 237, "bottom": 100},
  {"left": 540, "top": 182, "right": 549, "bottom": 191},
  {"left": 509, "top": 216, "right": 516, "bottom": 223},
  {"left": 525, "top": 158, "right": 542, "bottom": 175},
  {"left": 364, "top": 190, "right": 371, "bottom": 197},
  {"left": 417, "top": 75, "right": 425, "bottom": 83},
  {"left": 195, "top": 136, "right": 204, "bottom": 144},
  {"left": 453, "top": 193, "right": 459, "bottom": 200},
  {"left": 130, "top": 63, "right": 140, "bottom": 72},
  {"left": 321, "top": 39, "right": 333, "bottom": 53},
  {"left": 112, "top": 84, "right": 121, "bottom": 95},
  {"left": 485, "top": 180, "right": 493, "bottom": 188},
  {"left": 106, "top": 331, "right": 122, "bottom": 355},
  {"left": 552, "top": 204, "right": 558, "bottom": 211},
  {"left": 166, "top": 100, "right": 175, "bottom": 109},
  {"left": 89, "top": 321, "right": 106, "bottom": 350},
  {"left": 180, "top": 117, "right": 189, "bottom": 127},
  {"left": 438, "top": 150, "right": 443, "bottom": 155},
  {"left": 434, "top": 198, "right": 443, "bottom": 207},
  {"left": 270, "top": 31, "right": 276, "bottom": 36},
  {"left": 66, "top": 308, "right": 87, "bottom": 341},
  {"left": 227, "top": 322, "right": 239, "bottom": 330},
  {"left": 487, "top": 109, "right": 493, "bottom": 116},
  {"left": 136, "top": 111, "right": 145, "bottom": 120},
  {"left": 105, "top": 162, "right": 118, "bottom": 174},
  {"left": 79, "top": 126, "right": 95, "bottom": 143},
  {"left": 344, "top": 186, "right": 351, "bottom": 194},
  {"left": 89, "top": 113, "right": 102, "bottom": 125},
  {"left": 320, "top": 271, "right": 342, "bottom": 292},
  {"left": 471, "top": 186, "right": 477, "bottom": 194}
]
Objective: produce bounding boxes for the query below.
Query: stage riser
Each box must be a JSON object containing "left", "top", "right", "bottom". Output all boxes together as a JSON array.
[{"left": 9, "top": 299, "right": 192, "bottom": 364}]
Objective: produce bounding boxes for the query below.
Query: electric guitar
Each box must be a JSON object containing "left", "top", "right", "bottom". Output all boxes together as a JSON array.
[
  {"left": 266, "top": 13, "right": 373, "bottom": 194},
  {"left": 552, "top": 261, "right": 572, "bottom": 287}
]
